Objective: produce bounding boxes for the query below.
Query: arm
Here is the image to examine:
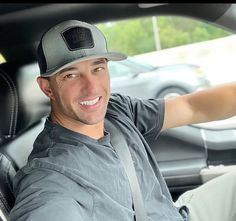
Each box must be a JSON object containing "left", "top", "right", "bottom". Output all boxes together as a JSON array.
[{"left": 162, "top": 82, "right": 236, "bottom": 131}]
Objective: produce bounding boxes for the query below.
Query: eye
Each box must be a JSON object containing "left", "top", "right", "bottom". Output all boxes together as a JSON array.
[
  {"left": 94, "top": 66, "right": 105, "bottom": 73},
  {"left": 63, "top": 73, "right": 77, "bottom": 79},
  {"left": 65, "top": 73, "right": 75, "bottom": 78},
  {"left": 95, "top": 67, "right": 103, "bottom": 72}
]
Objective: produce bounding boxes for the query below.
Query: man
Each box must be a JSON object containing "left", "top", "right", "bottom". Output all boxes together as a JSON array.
[{"left": 9, "top": 20, "right": 236, "bottom": 221}]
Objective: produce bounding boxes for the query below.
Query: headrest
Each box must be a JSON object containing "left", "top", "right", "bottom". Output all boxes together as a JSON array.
[
  {"left": 0, "top": 68, "right": 17, "bottom": 144},
  {"left": 0, "top": 62, "right": 50, "bottom": 145}
]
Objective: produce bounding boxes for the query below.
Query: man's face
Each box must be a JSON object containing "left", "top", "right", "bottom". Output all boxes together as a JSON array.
[{"left": 39, "top": 58, "right": 110, "bottom": 127}]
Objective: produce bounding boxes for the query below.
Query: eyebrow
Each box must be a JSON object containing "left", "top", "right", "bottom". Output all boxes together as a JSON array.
[
  {"left": 58, "top": 58, "right": 107, "bottom": 75},
  {"left": 92, "top": 58, "right": 107, "bottom": 65},
  {"left": 58, "top": 67, "right": 77, "bottom": 75}
]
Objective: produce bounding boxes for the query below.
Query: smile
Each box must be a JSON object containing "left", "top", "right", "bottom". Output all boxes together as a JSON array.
[{"left": 80, "top": 97, "right": 100, "bottom": 106}]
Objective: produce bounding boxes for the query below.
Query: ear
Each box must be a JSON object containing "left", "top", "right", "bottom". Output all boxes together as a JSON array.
[{"left": 37, "top": 77, "right": 55, "bottom": 99}]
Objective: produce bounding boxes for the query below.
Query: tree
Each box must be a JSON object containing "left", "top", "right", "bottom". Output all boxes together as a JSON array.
[
  {"left": 97, "top": 17, "right": 156, "bottom": 55},
  {"left": 96, "top": 15, "right": 232, "bottom": 56}
]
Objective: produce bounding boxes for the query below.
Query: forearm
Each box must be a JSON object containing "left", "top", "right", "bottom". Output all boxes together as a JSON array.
[
  {"left": 187, "top": 82, "right": 236, "bottom": 123},
  {"left": 163, "top": 82, "right": 236, "bottom": 130}
]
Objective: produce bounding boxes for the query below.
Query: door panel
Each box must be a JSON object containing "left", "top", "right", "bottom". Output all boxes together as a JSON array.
[
  {"left": 146, "top": 124, "right": 236, "bottom": 194},
  {"left": 146, "top": 125, "right": 207, "bottom": 193}
]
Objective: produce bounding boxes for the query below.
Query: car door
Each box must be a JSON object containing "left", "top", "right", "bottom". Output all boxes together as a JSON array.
[{"left": 147, "top": 125, "right": 207, "bottom": 196}]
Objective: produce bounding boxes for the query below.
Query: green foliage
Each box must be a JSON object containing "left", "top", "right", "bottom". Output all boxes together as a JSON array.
[
  {"left": 97, "top": 17, "right": 155, "bottom": 56},
  {"left": 157, "top": 16, "right": 231, "bottom": 48},
  {"left": 96, "top": 15, "right": 232, "bottom": 56}
]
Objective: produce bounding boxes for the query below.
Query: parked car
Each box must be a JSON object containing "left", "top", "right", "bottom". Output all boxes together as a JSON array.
[
  {"left": 109, "top": 56, "right": 210, "bottom": 99},
  {"left": 0, "top": 3, "right": 236, "bottom": 220}
]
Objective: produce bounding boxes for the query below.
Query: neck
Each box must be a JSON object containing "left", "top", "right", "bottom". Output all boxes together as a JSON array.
[{"left": 50, "top": 113, "right": 105, "bottom": 140}]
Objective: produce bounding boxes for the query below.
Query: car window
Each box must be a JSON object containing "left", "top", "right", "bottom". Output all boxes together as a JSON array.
[
  {"left": 97, "top": 15, "right": 233, "bottom": 85},
  {"left": 97, "top": 15, "right": 231, "bottom": 58},
  {"left": 108, "top": 61, "right": 134, "bottom": 78},
  {"left": 96, "top": 15, "right": 236, "bottom": 130},
  {"left": 120, "top": 57, "right": 156, "bottom": 72},
  {"left": 108, "top": 57, "right": 156, "bottom": 78}
]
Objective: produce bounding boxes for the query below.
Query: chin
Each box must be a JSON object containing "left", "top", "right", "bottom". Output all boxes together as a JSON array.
[{"left": 81, "top": 115, "right": 104, "bottom": 126}]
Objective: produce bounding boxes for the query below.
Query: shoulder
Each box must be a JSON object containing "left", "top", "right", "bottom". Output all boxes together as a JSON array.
[
  {"left": 109, "top": 93, "right": 132, "bottom": 104},
  {"left": 107, "top": 93, "right": 134, "bottom": 119}
]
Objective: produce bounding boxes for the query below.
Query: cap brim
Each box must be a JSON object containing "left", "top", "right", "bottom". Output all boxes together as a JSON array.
[{"left": 40, "top": 52, "right": 127, "bottom": 77}]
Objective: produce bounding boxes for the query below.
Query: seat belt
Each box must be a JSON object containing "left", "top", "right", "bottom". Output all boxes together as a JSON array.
[{"left": 105, "top": 118, "right": 147, "bottom": 221}]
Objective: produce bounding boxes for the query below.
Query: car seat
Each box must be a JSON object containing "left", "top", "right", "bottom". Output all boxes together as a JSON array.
[{"left": 0, "top": 62, "right": 49, "bottom": 220}]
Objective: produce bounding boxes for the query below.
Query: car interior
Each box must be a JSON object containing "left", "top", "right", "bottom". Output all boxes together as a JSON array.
[{"left": 0, "top": 3, "right": 236, "bottom": 220}]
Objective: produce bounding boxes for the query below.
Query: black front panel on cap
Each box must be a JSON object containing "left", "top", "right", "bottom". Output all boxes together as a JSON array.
[{"left": 62, "top": 27, "right": 94, "bottom": 51}]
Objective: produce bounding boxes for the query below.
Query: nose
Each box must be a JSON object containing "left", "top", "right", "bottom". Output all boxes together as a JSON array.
[{"left": 81, "top": 74, "right": 97, "bottom": 93}]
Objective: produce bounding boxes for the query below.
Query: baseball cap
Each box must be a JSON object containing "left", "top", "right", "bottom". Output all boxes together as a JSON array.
[{"left": 37, "top": 20, "right": 127, "bottom": 77}]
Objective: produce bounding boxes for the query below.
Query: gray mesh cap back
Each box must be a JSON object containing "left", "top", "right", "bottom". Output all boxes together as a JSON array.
[{"left": 37, "top": 20, "right": 127, "bottom": 77}]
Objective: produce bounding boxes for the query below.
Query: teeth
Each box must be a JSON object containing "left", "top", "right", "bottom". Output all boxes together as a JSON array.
[{"left": 80, "top": 97, "right": 99, "bottom": 106}]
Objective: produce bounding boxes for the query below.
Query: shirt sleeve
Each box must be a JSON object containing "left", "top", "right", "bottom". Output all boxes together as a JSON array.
[
  {"left": 9, "top": 162, "right": 93, "bottom": 221},
  {"left": 108, "top": 93, "right": 165, "bottom": 139}
]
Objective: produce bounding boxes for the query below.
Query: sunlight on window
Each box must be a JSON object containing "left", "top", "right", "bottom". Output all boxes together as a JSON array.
[{"left": 0, "top": 53, "right": 6, "bottom": 64}]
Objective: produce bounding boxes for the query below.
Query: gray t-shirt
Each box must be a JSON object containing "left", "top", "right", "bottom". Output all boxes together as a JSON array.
[{"left": 9, "top": 93, "right": 183, "bottom": 221}]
